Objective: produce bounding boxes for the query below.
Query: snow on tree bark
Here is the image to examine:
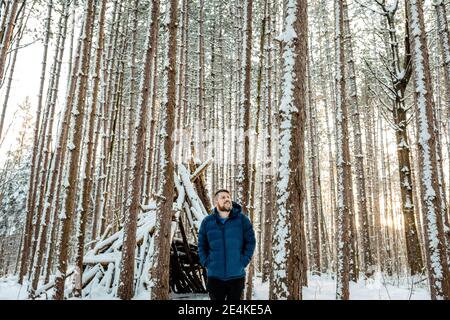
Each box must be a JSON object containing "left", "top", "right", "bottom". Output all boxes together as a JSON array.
[
  {"left": 117, "top": 0, "right": 161, "bottom": 300},
  {"left": 262, "top": 0, "right": 274, "bottom": 283},
  {"left": 306, "top": 47, "right": 321, "bottom": 275},
  {"left": 52, "top": 0, "right": 95, "bottom": 300},
  {"left": 73, "top": 0, "right": 107, "bottom": 298},
  {"left": 235, "top": 0, "right": 252, "bottom": 212},
  {"left": 29, "top": 1, "right": 70, "bottom": 298},
  {"left": 433, "top": 1, "right": 450, "bottom": 259},
  {"left": 270, "top": 0, "right": 307, "bottom": 300},
  {"left": 372, "top": 0, "right": 424, "bottom": 276},
  {"left": 0, "top": 0, "right": 19, "bottom": 89},
  {"left": 342, "top": 0, "right": 373, "bottom": 278},
  {"left": 18, "top": 0, "right": 52, "bottom": 285},
  {"left": 406, "top": 0, "right": 450, "bottom": 300},
  {"left": 334, "top": 0, "right": 351, "bottom": 301},
  {"left": 150, "top": 0, "right": 178, "bottom": 300}
]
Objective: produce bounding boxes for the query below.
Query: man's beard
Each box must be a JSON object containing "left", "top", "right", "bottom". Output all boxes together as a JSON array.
[{"left": 218, "top": 202, "right": 232, "bottom": 212}]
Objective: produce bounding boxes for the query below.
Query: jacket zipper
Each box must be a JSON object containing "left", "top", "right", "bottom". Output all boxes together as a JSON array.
[{"left": 222, "top": 223, "right": 227, "bottom": 278}]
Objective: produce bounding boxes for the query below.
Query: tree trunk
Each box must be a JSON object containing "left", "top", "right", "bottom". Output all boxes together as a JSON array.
[
  {"left": 150, "top": 0, "right": 178, "bottom": 300},
  {"left": 73, "top": 0, "right": 107, "bottom": 298},
  {"left": 270, "top": 0, "right": 307, "bottom": 300},
  {"left": 29, "top": 1, "right": 69, "bottom": 298},
  {"left": 335, "top": 0, "right": 351, "bottom": 300},
  {"left": 406, "top": 0, "right": 450, "bottom": 300},
  {"left": 18, "top": 0, "right": 51, "bottom": 284},
  {"left": 262, "top": 0, "right": 274, "bottom": 283},
  {"left": 342, "top": 0, "right": 373, "bottom": 278},
  {"left": 0, "top": 0, "right": 19, "bottom": 87},
  {"left": 117, "top": 0, "right": 161, "bottom": 300},
  {"left": 53, "top": 0, "right": 95, "bottom": 300}
]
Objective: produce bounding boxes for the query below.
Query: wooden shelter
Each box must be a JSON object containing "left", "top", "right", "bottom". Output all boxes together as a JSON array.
[{"left": 35, "top": 161, "right": 212, "bottom": 299}]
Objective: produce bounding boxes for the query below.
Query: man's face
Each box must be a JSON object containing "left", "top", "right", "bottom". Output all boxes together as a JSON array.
[{"left": 216, "top": 192, "right": 232, "bottom": 212}]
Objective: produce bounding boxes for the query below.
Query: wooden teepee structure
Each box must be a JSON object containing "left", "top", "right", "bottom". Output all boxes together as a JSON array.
[{"left": 35, "top": 161, "right": 212, "bottom": 299}]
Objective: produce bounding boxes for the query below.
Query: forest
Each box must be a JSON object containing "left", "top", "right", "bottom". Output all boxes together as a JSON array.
[{"left": 0, "top": 0, "right": 449, "bottom": 300}]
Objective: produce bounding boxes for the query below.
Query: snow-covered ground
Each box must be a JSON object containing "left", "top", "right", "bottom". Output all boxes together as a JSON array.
[
  {"left": 251, "top": 273, "right": 430, "bottom": 300},
  {"left": 0, "top": 272, "right": 430, "bottom": 300}
]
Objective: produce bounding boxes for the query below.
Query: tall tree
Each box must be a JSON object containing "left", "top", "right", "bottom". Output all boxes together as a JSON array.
[
  {"left": 366, "top": 0, "right": 424, "bottom": 276},
  {"left": 262, "top": 0, "right": 274, "bottom": 283},
  {"left": 242, "top": 0, "right": 254, "bottom": 299},
  {"left": 52, "top": 0, "right": 95, "bottom": 300},
  {"left": 0, "top": 0, "right": 26, "bottom": 141},
  {"left": 236, "top": 0, "right": 252, "bottom": 214},
  {"left": 18, "top": 0, "right": 52, "bottom": 284},
  {"left": 434, "top": 2, "right": 450, "bottom": 231},
  {"left": 342, "top": 0, "right": 373, "bottom": 277},
  {"left": 270, "top": 0, "right": 307, "bottom": 300},
  {"left": 117, "top": 0, "right": 161, "bottom": 300},
  {"left": 0, "top": 0, "right": 20, "bottom": 89},
  {"left": 406, "top": 0, "right": 450, "bottom": 300},
  {"left": 150, "top": 0, "right": 178, "bottom": 300},
  {"left": 335, "top": 0, "right": 351, "bottom": 300},
  {"left": 29, "top": 0, "right": 70, "bottom": 298},
  {"left": 73, "top": 0, "right": 108, "bottom": 298}
]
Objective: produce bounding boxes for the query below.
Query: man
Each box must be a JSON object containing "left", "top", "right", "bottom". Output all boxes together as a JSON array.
[{"left": 198, "top": 189, "right": 256, "bottom": 300}]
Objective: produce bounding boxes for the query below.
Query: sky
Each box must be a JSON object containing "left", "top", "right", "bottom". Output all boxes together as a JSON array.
[
  {"left": 0, "top": 34, "right": 44, "bottom": 166},
  {"left": 0, "top": 11, "right": 74, "bottom": 168}
]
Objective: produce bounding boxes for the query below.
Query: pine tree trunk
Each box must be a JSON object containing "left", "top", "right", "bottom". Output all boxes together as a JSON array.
[
  {"left": 117, "top": 0, "right": 161, "bottom": 300},
  {"left": 143, "top": 19, "right": 161, "bottom": 203},
  {"left": 30, "top": 0, "right": 64, "bottom": 289},
  {"left": 0, "top": 0, "right": 25, "bottom": 141},
  {"left": 29, "top": 2, "right": 70, "bottom": 297},
  {"left": 150, "top": 0, "right": 178, "bottom": 300},
  {"left": 262, "top": 0, "right": 274, "bottom": 282},
  {"left": 0, "top": 0, "right": 19, "bottom": 87},
  {"left": 307, "top": 51, "right": 321, "bottom": 275},
  {"left": 44, "top": 23, "right": 83, "bottom": 284},
  {"left": 53, "top": 0, "right": 95, "bottom": 299},
  {"left": 270, "top": 0, "right": 307, "bottom": 300},
  {"left": 18, "top": 0, "right": 51, "bottom": 284},
  {"left": 434, "top": 0, "right": 450, "bottom": 257},
  {"left": 406, "top": 0, "right": 450, "bottom": 300},
  {"left": 73, "top": 0, "right": 107, "bottom": 298},
  {"left": 335, "top": 0, "right": 351, "bottom": 300},
  {"left": 342, "top": 0, "right": 373, "bottom": 277}
]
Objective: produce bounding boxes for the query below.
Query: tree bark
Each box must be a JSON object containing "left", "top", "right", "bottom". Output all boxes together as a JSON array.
[
  {"left": 150, "top": 0, "right": 178, "bottom": 300},
  {"left": 406, "top": 0, "right": 450, "bottom": 300},
  {"left": 270, "top": 0, "right": 307, "bottom": 300},
  {"left": 52, "top": 0, "right": 95, "bottom": 299},
  {"left": 117, "top": 0, "right": 161, "bottom": 300},
  {"left": 335, "top": 0, "right": 351, "bottom": 300}
]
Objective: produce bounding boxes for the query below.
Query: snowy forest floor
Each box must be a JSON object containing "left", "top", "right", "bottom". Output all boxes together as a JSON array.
[{"left": 0, "top": 272, "right": 430, "bottom": 300}]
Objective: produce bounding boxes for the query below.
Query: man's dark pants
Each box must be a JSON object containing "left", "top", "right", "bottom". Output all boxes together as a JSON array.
[{"left": 207, "top": 277, "right": 245, "bottom": 300}]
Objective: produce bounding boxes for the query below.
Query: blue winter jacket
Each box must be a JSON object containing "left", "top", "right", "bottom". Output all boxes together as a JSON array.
[{"left": 198, "top": 201, "right": 256, "bottom": 281}]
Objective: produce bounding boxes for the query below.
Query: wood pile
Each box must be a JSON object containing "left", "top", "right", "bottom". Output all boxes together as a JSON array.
[{"left": 35, "top": 161, "right": 212, "bottom": 298}]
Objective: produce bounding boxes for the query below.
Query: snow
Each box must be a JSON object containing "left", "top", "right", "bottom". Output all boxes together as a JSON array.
[
  {"left": 271, "top": 0, "right": 298, "bottom": 299},
  {"left": 384, "top": 1, "right": 398, "bottom": 15},
  {"left": 397, "top": 137, "right": 409, "bottom": 149},
  {"left": 401, "top": 166, "right": 410, "bottom": 173},
  {"left": 409, "top": 0, "right": 445, "bottom": 297},
  {"left": 334, "top": 0, "right": 350, "bottom": 300},
  {"left": 0, "top": 277, "right": 28, "bottom": 300},
  {"left": 0, "top": 273, "right": 431, "bottom": 300},
  {"left": 178, "top": 164, "right": 208, "bottom": 219},
  {"left": 405, "top": 195, "right": 413, "bottom": 209},
  {"left": 253, "top": 274, "right": 427, "bottom": 300},
  {"left": 83, "top": 252, "right": 120, "bottom": 264},
  {"left": 141, "top": 202, "right": 157, "bottom": 212}
]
